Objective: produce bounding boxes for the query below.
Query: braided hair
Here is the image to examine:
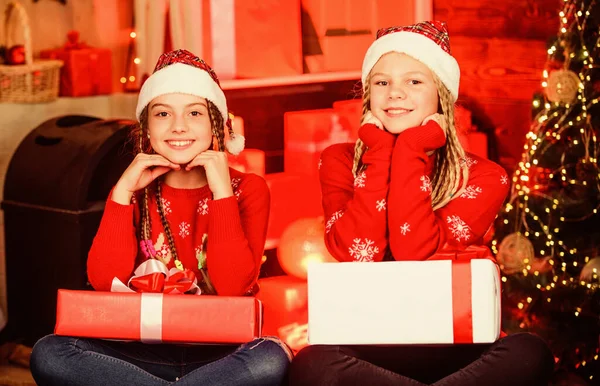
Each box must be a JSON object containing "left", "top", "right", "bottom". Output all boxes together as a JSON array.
[
  {"left": 352, "top": 73, "right": 469, "bottom": 210},
  {"left": 130, "top": 100, "right": 225, "bottom": 293}
]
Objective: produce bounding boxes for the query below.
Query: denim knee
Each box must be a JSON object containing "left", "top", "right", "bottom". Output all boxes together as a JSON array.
[
  {"left": 243, "top": 337, "right": 292, "bottom": 384},
  {"left": 30, "top": 335, "right": 78, "bottom": 383}
]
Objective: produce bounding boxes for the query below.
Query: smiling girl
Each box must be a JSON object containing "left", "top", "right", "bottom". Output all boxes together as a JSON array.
[
  {"left": 289, "top": 22, "right": 554, "bottom": 386},
  {"left": 30, "top": 49, "right": 291, "bottom": 386}
]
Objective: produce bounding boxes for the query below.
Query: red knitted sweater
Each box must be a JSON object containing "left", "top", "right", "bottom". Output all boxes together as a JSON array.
[
  {"left": 87, "top": 169, "right": 270, "bottom": 296},
  {"left": 320, "top": 121, "right": 509, "bottom": 262}
]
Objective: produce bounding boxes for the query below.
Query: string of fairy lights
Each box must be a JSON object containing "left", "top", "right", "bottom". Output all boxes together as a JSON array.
[
  {"left": 120, "top": 30, "right": 139, "bottom": 87},
  {"left": 492, "top": 0, "right": 599, "bottom": 376}
]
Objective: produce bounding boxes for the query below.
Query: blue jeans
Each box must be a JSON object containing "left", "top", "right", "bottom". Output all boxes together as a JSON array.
[{"left": 30, "top": 335, "right": 291, "bottom": 386}]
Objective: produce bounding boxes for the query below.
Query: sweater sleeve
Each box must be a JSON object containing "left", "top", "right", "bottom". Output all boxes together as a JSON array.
[
  {"left": 87, "top": 195, "right": 139, "bottom": 291},
  {"left": 320, "top": 123, "right": 395, "bottom": 262},
  {"left": 388, "top": 121, "right": 509, "bottom": 261},
  {"left": 206, "top": 174, "right": 270, "bottom": 296}
]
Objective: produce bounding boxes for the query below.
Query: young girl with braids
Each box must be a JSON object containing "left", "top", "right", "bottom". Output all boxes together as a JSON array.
[
  {"left": 289, "top": 22, "right": 554, "bottom": 386},
  {"left": 30, "top": 50, "right": 291, "bottom": 386}
]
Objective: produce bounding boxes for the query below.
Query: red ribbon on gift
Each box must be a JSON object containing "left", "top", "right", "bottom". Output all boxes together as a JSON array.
[
  {"left": 452, "top": 261, "right": 473, "bottom": 343},
  {"left": 430, "top": 244, "right": 495, "bottom": 262},
  {"left": 432, "top": 245, "right": 498, "bottom": 343},
  {"left": 111, "top": 259, "right": 201, "bottom": 295}
]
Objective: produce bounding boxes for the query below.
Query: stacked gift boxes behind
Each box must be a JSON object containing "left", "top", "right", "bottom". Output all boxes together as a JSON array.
[{"left": 35, "top": 0, "right": 420, "bottom": 96}]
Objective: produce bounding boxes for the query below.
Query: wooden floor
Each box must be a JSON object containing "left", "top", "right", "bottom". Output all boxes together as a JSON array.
[
  {"left": 0, "top": 365, "right": 35, "bottom": 386},
  {"left": 0, "top": 343, "right": 35, "bottom": 386}
]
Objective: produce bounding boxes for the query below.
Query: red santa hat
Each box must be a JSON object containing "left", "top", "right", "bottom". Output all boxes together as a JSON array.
[
  {"left": 361, "top": 21, "right": 460, "bottom": 101},
  {"left": 136, "top": 49, "right": 244, "bottom": 155}
]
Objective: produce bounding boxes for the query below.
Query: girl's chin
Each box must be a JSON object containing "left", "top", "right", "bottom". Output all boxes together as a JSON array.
[
  {"left": 164, "top": 155, "right": 195, "bottom": 167},
  {"left": 382, "top": 124, "right": 410, "bottom": 135}
]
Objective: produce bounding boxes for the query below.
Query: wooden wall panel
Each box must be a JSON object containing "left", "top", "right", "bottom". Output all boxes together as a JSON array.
[
  {"left": 452, "top": 36, "right": 547, "bottom": 101},
  {"left": 434, "top": 0, "right": 561, "bottom": 173},
  {"left": 435, "top": 0, "right": 560, "bottom": 40}
]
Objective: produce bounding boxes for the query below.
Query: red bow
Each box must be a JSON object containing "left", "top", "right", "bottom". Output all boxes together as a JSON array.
[
  {"left": 111, "top": 259, "right": 201, "bottom": 295},
  {"left": 129, "top": 268, "right": 198, "bottom": 294}
]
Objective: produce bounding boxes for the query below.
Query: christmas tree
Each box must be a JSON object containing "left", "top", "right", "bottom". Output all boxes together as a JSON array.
[{"left": 492, "top": 0, "right": 600, "bottom": 383}]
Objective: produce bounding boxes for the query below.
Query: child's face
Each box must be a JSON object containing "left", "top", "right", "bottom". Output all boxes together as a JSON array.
[
  {"left": 369, "top": 52, "right": 439, "bottom": 134},
  {"left": 147, "top": 93, "right": 213, "bottom": 165}
]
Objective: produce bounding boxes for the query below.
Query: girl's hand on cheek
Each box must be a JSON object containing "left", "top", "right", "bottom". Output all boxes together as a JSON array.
[
  {"left": 363, "top": 111, "right": 384, "bottom": 130},
  {"left": 422, "top": 113, "right": 447, "bottom": 138},
  {"left": 113, "top": 154, "right": 180, "bottom": 204},
  {"left": 359, "top": 110, "right": 397, "bottom": 149},
  {"left": 185, "top": 150, "right": 234, "bottom": 199}
]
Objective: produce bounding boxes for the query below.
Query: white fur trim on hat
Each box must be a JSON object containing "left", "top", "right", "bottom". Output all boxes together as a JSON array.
[
  {"left": 135, "top": 62, "right": 228, "bottom": 122},
  {"left": 361, "top": 31, "right": 460, "bottom": 101},
  {"left": 225, "top": 133, "right": 245, "bottom": 156}
]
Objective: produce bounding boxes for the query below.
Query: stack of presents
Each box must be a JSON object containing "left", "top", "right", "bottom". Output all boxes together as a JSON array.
[
  {"left": 50, "top": 0, "right": 496, "bottom": 353},
  {"left": 34, "top": 0, "right": 416, "bottom": 97}
]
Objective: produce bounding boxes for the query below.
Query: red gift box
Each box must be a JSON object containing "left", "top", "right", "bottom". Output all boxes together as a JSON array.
[
  {"left": 284, "top": 108, "right": 352, "bottom": 178},
  {"left": 55, "top": 290, "right": 262, "bottom": 344},
  {"left": 228, "top": 149, "right": 266, "bottom": 176},
  {"left": 40, "top": 33, "right": 111, "bottom": 97},
  {"left": 256, "top": 276, "right": 309, "bottom": 352},
  {"left": 332, "top": 99, "right": 361, "bottom": 141},
  {"left": 265, "top": 173, "right": 323, "bottom": 249},
  {"left": 201, "top": 0, "right": 302, "bottom": 79}
]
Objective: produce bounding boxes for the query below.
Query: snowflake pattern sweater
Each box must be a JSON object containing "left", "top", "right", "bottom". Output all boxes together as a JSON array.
[
  {"left": 87, "top": 169, "right": 270, "bottom": 296},
  {"left": 320, "top": 121, "right": 509, "bottom": 262}
]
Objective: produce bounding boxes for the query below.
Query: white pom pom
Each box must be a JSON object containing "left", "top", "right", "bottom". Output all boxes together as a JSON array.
[{"left": 226, "top": 134, "right": 245, "bottom": 155}]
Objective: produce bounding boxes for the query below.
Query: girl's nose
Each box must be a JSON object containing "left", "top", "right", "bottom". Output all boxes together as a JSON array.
[
  {"left": 171, "top": 115, "right": 187, "bottom": 133},
  {"left": 389, "top": 85, "right": 407, "bottom": 99}
]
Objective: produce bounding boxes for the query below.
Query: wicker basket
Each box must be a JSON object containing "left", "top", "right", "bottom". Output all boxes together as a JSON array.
[{"left": 0, "top": 1, "right": 63, "bottom": 103}]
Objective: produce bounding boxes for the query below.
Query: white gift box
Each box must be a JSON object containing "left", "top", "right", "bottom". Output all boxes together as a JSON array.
[{"left": 307, "top": 259, "right": 501, "bottom": 345}]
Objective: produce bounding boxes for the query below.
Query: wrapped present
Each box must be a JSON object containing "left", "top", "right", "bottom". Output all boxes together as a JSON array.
[
  {"left": 201, "top": 0, "right": 302, "bottom": 79},
  {"left": 333, "top": 99, "right": 361, "bottom": 140},
  {"left": 455, "top": 105, "right": 473, "bottom": 133},
  {"left": 461, "top": 132, "right": 489, "bottom": 160},
  {"left": 302, "top": 0, "right": 414, "bottom": 72},
  {"left": 55, "top": 290, "right": 262, "bottom": 344},
  {"left": 228, "top": 149, "right": 265, "bottom": 176},
  {"left": 265, "top": 173, "right": 322, "bottom": 249},
  {"left": 307, "top": 259, "right": 501, "bottom": 345},
  {"left": 39, "top": 31, "right": 111, "bottom": 97},
  {"left": 284, "top": 108, "right": 352, "bottom": 178},
  {"left": 55, "top": 260, "right": 262, "bottom": 344},
  {"left": 256, "top": 276, "right": 308, "bottom": 351}
]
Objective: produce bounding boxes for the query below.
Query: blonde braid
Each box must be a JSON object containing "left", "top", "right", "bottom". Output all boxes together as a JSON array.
[
  {"left": 352, "top": 75, "right": 372, "bottom": 177},
  {"left": 207, "top": 101, "right": 225, "bottom": 152},
  {"left": 430, "top": 76, "right": 469, "bottom": 210}
]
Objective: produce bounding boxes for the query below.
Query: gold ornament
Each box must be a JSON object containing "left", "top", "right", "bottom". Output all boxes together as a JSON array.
[
  {"left": 546, "top": 69, "right": 580, "bottom": 104},
  {"left": 497, "top": 233, "right": 534, "bottom": 275},
  {"left": 580, "top": 257, "right": 600, "bottom": 282}
]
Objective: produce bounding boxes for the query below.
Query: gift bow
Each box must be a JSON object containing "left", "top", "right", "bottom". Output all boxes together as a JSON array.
[
  {"left": 64, "top": 30, "right": 89, "bottom": 50},
  {"left": 111, "top": 259, "right": 201, "bottom": 295}
]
